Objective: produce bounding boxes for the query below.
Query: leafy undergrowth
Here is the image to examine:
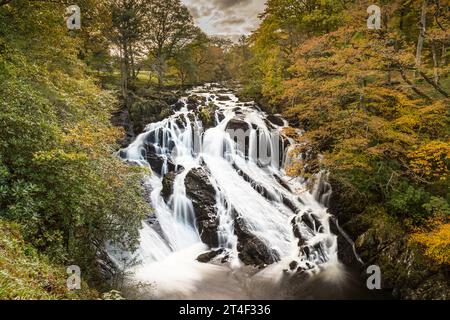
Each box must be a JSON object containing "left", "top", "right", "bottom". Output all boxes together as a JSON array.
[
  {"left": 0, "top": 220, "right": 97, "bottom": 300},
  {"left": 411, "top": 221, "right": 450, "bottom": 265}
]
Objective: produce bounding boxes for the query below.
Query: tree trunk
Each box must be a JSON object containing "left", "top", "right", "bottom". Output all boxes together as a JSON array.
[
  {"left": 431, "top": 41, "right": 439, "bottom": 84},
  {"left": 416, "top": 0, "right": 428, "bottom": 71},
  {"left": 156, "top": 55, "right": 165, "bottom": 86},
  {"left": 120, "top": 42, "right": 130, "bottom": 106},
  {"left": 130, "top": 44, "right": 136, "bottom": 80},
  {"left": 442, "top": 43, "right": 447, "bottom": 65}
]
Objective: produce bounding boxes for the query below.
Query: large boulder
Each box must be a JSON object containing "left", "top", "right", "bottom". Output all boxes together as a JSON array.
[
  {"left": 161, "top": 171, "right": 177, "bottom": 203},
  {"left": 129, "top": 94, "right": 175, "bottom": 134},
  {"left": 267, "top": 115, "right": 285, "bottom": 127},
  {"left": 198, "top": 103, "right": 219, "bottom": 130},
  {"left": 144, "top": 144, "right": 178, "bottom": 176},
  {"left": 217, "top": 94, "right": 232, "bottom": 101},
  {"left": 196, "top": 249, "right": 225, "bottom": 263},
  {"left": 225, "top": 119, "right": 250, "bottom": 132},
  {"left": 185, "top": 168, "right": 219, "bottom": 247},
  {"left": 173, "top": 101, "right": 185, "bottom": 111},
  {"left": 234, "top": 215, "right": 280, "bottom": 267},
  {"left": 187, "top": 95, "right": 207, "bottom": 111}
]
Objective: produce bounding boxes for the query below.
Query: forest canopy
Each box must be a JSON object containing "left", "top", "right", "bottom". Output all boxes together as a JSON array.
[
  {"left": 0, "top": 0, "right": 448, "bottom": 300},
  {"left": 232, "top": 0, "right": 450, "bottom": 265}
]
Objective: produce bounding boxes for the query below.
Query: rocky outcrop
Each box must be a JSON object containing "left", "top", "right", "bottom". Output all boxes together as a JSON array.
[
  {"left": 234, "top": 215, "right": 280, "bottom": 267},
  {"left": 129, "top": 90, "right": 180, "bottom": 134},
  {"left": 344, "top": 209, "right": 450, "bottom": 300},
  {"left": 225, "top": 119, "right": 250, "bottom": 132},
  {"left": 185, "top": 168, "right": 219, "bottom": 248},
  {"left": 161, "top": 172, "right": 177, "bottom": 202},
  {"left": 217, "top": 95, "right": 232, "bottom": 101},
  {"left": 144, "top": 144, "right": 178, "bottom": 175},
  {"left": 325, "top": 175, "right": 450, "bottom": 300},
  {"left": 173, "top": 101, "right": 185, "bottom": 111},
  {"left": 111, "top": 105, "right": 135, "bottom": 148},
  {"left": 196, "top": 249, "right": 225, "bottom": 263},
  {"left": 187, "top": 95, "right": 207, "bottom": 111},
  {"left": 266, "top": 115, "right": 285, "bottom": 127},
  {"left": 198, "top": 103, "right": 219, "bottom": 130}
]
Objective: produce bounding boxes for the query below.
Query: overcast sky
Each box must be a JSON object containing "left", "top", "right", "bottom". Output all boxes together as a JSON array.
[{"left": 181, "top": 0, "right": 266, "bottom": 41}]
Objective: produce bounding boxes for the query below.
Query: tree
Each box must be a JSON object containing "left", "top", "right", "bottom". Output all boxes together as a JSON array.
[
  {"left": 109, "top": 0, "right": 148, "bottom": 102},
  {"left": 144, "top": 0, "right": 198, "bottom": 85}
]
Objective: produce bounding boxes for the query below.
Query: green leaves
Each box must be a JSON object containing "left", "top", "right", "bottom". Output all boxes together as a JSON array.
[{"left": 0, "top": 0, "right": 148, "bottom": 287}]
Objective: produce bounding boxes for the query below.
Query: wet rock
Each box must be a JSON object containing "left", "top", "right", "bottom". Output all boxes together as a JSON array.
[
  {"left": 185, "top": 168, "right": 219, "bottom": 248},
  {"left": 267, "top": 115, "right": 285, "bottom": 127},
  {"left": 198, "top": 103, "right": 218, "bottom": 130},
  {"left": 184, "top": 113, "right": 194, "bottom": 123},
  {"left": 111, "top": 105, "right": 135, "bottom": 148},
  {"left": 216, "top": 111, "right": 225, "bottom": 123},
  {"left": 187, "top": 95, "right": 206, "bottom": 111},
  {"left": 225, "top": 119, "right": 250, "bottom": 132},
  {"left": 300, "top": 210, "right": 323, "bottom": 232},
  {"left": 217, "top": 95, "right": 231, "bottom": 101},
  {"left": 129, "top": 92, "right": 178, "bottom": 134},
  {"left": 161, "top": 172, "right": 177, "bottom": 202},
  {"left": 232, "top": 163, "right": 276, "bottom": 201},
  {"left": 144, "top": 144, "right": 177, "bottom": 176},
  {"left": 291, "top": 216, "right": 307, "bottom": 248},
  {"left": 289, "top": 261, "right": 298, "bottom": 271},
  {"left": 197, "top": 249, "right": 225, "bottom": 263},
  {"left": 234, "top": 215, "right": 280, "bottom": 267},
  {"left": 173, "top": 101, "right": 185, "bottom": 111},
  {"left": 282, "top": 196, "right": 299, "bottom": 214},
  {"left": 174, "top": 114, "right": 186, "bottom": 129}
]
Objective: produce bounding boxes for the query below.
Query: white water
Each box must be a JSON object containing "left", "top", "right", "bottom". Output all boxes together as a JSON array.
[{"left": 115, "top": 84, "right": 344, "bottom": 300}]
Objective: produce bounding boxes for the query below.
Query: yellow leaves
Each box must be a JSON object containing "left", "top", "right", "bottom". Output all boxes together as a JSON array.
[
  {"left": 411, "top": 222, "right": 450, "bottom": 265},
  {"left": 33, "top": 149, "right": 88, "bottom": 164},
  {"left": 408, "top": 141, "right": 450, "bottom": 181},
  {"left": 63, "top": 121, "right": 123, "bottom": 157}
]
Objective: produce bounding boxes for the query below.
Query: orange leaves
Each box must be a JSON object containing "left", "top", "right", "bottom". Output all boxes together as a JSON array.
[
  {"left": 408, "top": 141, "right": 450, "bottom": 181},
  {"left": 411, "top": 222, "right": 450, "bottom": 265}
]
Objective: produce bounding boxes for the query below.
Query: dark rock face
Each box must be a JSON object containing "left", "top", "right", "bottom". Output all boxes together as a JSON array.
[
  {"left": 267, "top": 115, "right": 285, "bottom": 127},
  {"left": 216, "top": 111, "right": 225, "bottom": 123},
  {"left": 129, "top": 92, "right": 179, "bottom": 134},
  {"left": 111, "top": 106, "right": 135, "bottom": 148},
  {"left": 161, "top": 172, "right": 177, "bottom": 203},
  {"left": 326, "top": 174, "right": 450, "bottom": 299},
  {"left": 173, "top": 101, "right": 185, "bottom": 111},
  {"left": 342, "top": 211, "right": 450, "bottom": 300},
  {"left": 291, "top": 216, "right": 308, "bottom": 248},
  {"left": 225, "top": 119, "right": 250, "bottom": 132},
  {"left": 187, "top": 95, "right": 207, "bottom": 111},
  {"left": 217, "top": 95, "right": 231, "bottom": 101},
  {"left": 185, "top": 168, "right": 219, "bottom": 248},
  {"left": 198, "top": 104, "right": 219, "bottom": 130},
  {"left": 197, "top": 249, "right": 225, "bottom": 263},
  {"left": 144, "top": 144, "right": 178, "bottom": 176},
  {"left": 234, "top": 215, "right": 280, "bottom": 267}
]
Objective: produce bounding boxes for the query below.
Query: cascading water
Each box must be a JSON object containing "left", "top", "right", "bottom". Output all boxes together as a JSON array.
[{"left": 115, "top": 84, "right": 347, "bottom": 299}]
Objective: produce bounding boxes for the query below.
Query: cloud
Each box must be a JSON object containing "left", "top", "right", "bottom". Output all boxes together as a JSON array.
[
  {"left": 181, "top": 0, "right": 265, "bottom": 40},
  {"left": 211, "top": 0, "right": 253, "bottom": 10},
  {"left": 219, "top": 16, "right": 246, "bottom": 26}
]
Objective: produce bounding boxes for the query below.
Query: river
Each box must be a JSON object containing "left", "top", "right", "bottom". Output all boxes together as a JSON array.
[{"left": 111, "top": 84, "right": 372, "bottom": 300}]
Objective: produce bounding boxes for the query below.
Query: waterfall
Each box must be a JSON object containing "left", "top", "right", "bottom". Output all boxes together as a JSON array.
[{"left": 116, "top": 84, "right": 343, "bottom": 299}]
